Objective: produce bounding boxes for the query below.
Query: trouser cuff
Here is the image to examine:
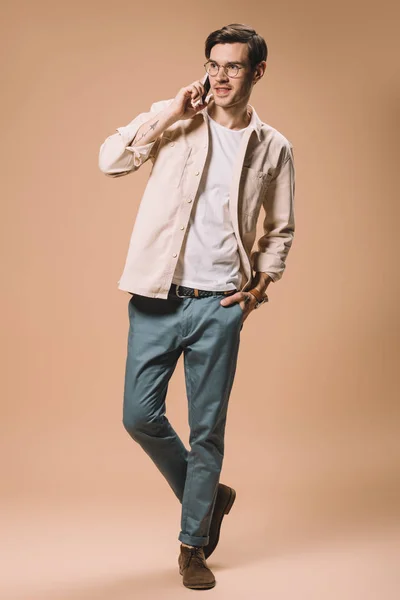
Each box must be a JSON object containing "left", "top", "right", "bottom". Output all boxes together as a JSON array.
[{"left": 178, "top": 532, "right": 209, "bottom": 547}]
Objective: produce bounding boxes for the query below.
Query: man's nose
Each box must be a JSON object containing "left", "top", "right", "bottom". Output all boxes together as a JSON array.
[{"left": 215, "top": 66, "right": 230, "bottom": 81}]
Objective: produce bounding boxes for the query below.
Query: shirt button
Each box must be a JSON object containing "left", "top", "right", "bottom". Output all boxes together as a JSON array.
[
  {"left": 172, "top": 253, "right": 177, "bottom": 258},
  {"left": 180, "top": 225, "right": 185, "bottom": 230},
  {"left": 170, "top": 142, "right": 175, "bottom": 146},
  {"left": 187, "top": 198, "right": 192, "bottom": 203},
  {"left": 195, "top": 171, "right": 200, "bottom": 176}
]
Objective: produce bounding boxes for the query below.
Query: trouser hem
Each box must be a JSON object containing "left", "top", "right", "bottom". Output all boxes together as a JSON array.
[{"left": 178, "top": 532, "right": 209, "bottom": 547}]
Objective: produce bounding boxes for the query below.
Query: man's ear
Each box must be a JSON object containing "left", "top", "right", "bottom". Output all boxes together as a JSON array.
[{"left": 254, "top": 61, "right": 267, "bottom": 84}]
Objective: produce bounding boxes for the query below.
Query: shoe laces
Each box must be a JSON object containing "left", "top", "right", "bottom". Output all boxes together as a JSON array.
[{"left": 186, "top": 546, "right": 208, "bottom": 569}]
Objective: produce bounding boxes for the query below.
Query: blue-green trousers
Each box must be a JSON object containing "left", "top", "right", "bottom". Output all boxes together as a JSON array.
[{"left": 122, "top": 290, "right": 244, "bottom": 547}]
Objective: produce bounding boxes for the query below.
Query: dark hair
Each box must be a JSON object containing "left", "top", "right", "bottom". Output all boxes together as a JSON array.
[{"left": 205, "top": 23, "right": 268, "bottom": 72}]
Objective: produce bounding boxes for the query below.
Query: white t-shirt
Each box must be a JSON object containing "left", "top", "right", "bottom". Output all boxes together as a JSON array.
[{"left": 172, "top": 110, "right": 249, "bottom": 291}]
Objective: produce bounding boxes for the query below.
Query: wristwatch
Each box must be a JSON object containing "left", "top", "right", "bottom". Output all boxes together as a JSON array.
[{"left": 247, "top": 287, "right": 269, "bottom": 309}]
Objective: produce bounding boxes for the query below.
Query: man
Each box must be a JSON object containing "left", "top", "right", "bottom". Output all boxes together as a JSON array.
[{"left": 99, "top": 23, "right": 295, "bottom": 590}]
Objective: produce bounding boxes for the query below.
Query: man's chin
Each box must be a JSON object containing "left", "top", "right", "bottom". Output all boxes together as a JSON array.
[{"left": 214, "top": 98, "right": 234, "bottom": 108}]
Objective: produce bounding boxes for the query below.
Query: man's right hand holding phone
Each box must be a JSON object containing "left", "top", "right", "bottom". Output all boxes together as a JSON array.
[
  {"left": 127, "top": 76, "right": 211, "bottom": 150},
  {"left": 169, "top": 76, "right": 211, "bottom": 121}
]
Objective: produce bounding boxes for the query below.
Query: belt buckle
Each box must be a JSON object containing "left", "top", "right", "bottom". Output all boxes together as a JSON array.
[{"left": 175, "top": 284, "right": 184, "bottom": 298}]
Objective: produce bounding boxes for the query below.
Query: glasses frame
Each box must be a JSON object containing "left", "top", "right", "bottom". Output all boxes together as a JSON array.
[{"left": 203, "top": 60, "right": 246, "bottom": 78}]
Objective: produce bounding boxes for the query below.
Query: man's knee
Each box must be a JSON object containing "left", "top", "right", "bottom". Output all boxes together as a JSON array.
[
  {"left": 122, "top": 405, "right": 164, "bottom": 439},
  {"left": 122, "top": 407, "right": 151, "bottom": 438}
]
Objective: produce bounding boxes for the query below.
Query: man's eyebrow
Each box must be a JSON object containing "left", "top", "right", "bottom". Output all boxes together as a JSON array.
[{"left": 210, "top": 60, "right": 246, "bottom": 66}]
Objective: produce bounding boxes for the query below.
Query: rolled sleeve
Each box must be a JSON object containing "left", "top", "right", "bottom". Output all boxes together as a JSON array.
[
  {"left": 250, "top": 145, "right": 296, "bottom": 281},
  {"left": 116, "top": 125, "right": 156, "bottom": 167},
  {"left": 98, "top": 99, "right": 173, "bottom": 177}
]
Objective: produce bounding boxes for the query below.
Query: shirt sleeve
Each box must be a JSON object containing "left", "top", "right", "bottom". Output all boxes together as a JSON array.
[
  {"left": 250, "top": 145, "right": 296, "bottom": 281},
  {"left": 98, "top": 98, "right": 174, "bottom": 177}
]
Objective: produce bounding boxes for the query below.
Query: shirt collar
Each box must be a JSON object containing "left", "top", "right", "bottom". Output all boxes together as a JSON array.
[{"left": 199, "top": 98, "right": 263, "bottom": 142}]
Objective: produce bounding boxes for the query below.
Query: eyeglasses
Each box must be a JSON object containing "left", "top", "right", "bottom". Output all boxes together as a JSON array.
[{"left": 204, "top": 60, "right": 246, "bottom": 78}]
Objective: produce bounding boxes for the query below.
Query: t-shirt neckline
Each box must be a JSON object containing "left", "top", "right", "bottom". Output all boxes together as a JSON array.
[{"left": 206, "top": 111, "right": 250, "bottom": 133}]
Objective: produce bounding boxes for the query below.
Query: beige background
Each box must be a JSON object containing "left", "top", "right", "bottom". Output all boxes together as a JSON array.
[{"left": 1, "top": 1, "right": 399, "bottom": 598}]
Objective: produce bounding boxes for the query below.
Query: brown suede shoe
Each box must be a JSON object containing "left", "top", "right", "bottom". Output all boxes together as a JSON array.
[
  {"left": 178, "top": 544, "right": 216, "bottom": 589},
  {"left": 203, "top": 483, "right": 236, "bottom": 559}
]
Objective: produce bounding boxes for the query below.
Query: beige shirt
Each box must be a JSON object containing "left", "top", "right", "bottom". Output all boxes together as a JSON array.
[{"left": 98, "top": 97, "right": 296, "bottom": 299}]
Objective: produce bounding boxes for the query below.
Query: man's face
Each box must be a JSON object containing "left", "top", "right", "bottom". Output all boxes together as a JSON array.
[{"left": 207, "top": 42, "right": 263, "bottom": 108}]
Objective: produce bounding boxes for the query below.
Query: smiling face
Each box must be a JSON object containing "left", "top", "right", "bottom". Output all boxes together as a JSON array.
[{"left": 207, "top": 42, "right": 265, "bottom": 109}]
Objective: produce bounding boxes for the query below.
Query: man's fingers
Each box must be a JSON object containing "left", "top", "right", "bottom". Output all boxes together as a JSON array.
[
  {"left": 191, "top": 82, "right": 205, "bottom": 102},
  {"left": 220, "top": 293, "right": 242, "bottom": 307},
  {"left": 220, "top": 292, "right": 254, "bottom": 308},
  {"left": 193, "top": 81, "right": 204, "bottom": 94}
]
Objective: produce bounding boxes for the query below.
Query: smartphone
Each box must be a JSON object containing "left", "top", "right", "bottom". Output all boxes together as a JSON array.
[
  {"left": 192, "top": 74, "right": 211, "bottom": 109},
  {"left": 201, "top": 73, "right": 211, "bottom": 103}
]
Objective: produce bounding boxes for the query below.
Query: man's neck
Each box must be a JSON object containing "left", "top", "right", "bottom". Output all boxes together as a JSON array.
[{"left": 206, "top": 99, "right": 252, "bottom": 131}]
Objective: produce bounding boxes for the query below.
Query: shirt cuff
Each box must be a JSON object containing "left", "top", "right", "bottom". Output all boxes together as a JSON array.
[
  {"left": 251, "top": 254, "right": 285, "bottom": 281},
  {"left": 116, "top": 125, "right": 157, "bottom": 167},
  {"left": 254, "top": 271, "right": 279, "bottom": 283}
]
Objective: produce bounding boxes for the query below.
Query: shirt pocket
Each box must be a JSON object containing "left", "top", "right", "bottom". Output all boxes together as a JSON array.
[
  {"left": 239, "top": 167, "right": 272, "bottom": 231},
  {"left": 149, "top": 132, "right": 192, "bottom": 188}
]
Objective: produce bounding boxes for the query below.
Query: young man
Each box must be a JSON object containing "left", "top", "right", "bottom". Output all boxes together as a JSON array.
[{"left": 99, "top": 23, "right": 295, "bottom": 590}]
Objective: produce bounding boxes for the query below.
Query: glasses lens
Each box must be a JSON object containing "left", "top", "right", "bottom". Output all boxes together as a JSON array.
[
  {"left": 227, "top": 65, "right": 239, "bottom": 77},
  {"left": 206, "top": 62, "right": 218, "bottom": 75}
]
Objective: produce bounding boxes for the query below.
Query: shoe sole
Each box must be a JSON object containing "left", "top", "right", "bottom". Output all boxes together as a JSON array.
[
  {"left": 204, "top": 486, "right": 236, "bottom": 559},
  {"left": 224, "top": 486, "right": 236, "bottom": 515},
  {"left": 179, "top": 567, "right": 216, "bottom": 588}
]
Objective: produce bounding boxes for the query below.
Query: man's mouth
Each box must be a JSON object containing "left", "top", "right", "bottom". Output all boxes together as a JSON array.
[{"left": 215, "top": 87, "right": 232, "bottom": 95}]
